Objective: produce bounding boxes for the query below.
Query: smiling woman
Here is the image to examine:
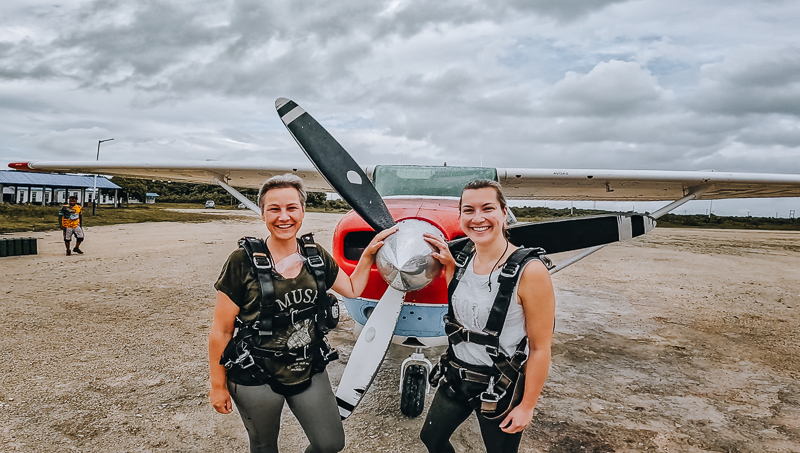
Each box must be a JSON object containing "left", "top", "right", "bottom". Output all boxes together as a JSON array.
[
  {"left": 421, "top": 179, "right": 556, "bottom": 453},
  {"left": 207, "top": 173, "right": 395, "bottom": 453}
]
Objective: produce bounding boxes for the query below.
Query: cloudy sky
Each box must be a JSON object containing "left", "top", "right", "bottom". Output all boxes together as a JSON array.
[{"left": 2, "top": 0, "right": 800, "bottom": 215}]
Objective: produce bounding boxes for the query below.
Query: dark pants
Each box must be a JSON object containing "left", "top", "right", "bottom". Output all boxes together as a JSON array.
[
  {"left": 228, "top": 370, "right": 345, "bottom": 453},
  {"left": 420, "top": 385, "right": 523, "bottom": 453}
]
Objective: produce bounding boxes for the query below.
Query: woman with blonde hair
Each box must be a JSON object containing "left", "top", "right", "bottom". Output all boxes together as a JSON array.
[{"left": 209, "top": 173, "right": 394, "bottom": 453}]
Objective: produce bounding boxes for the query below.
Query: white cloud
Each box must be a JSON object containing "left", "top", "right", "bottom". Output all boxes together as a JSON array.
[
  {"left": 544, "top": 60, "right": 670, "bottom": 116},
  {"left": 0, "top": 0, "right": 799, "bottom": 215},
  {"left": 693, "top": 47, "right": 800, "bottom": 116}
]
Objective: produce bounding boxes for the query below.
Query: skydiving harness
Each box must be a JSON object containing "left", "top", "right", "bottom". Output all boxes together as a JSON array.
[
  {"left": 220, "top": 233, "right": 339, "bottom": 384},
  {"left": 429, "top": 240, "right": 553, "bottom": 419}
]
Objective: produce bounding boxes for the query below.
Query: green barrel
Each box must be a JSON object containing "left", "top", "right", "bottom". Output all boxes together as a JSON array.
[
  {"left": 21, "top": 238, "right": 30, "bottom": 255},
  {"left": 0, "top": 239, "right": 7, "bottom": 257},
  {"left": 4, "top": 238, "right": 16, "bottom": 257},
  {"left": 13, "top": 238, "right": 22, "bottom": 256},
  {"left": 29, "top": 238, "right": 38, "bottom": 255}
]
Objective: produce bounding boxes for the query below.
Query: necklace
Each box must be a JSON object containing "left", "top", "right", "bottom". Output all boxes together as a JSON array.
[{"left": 487, "top": 240, "right": 510, "bottom": 292}]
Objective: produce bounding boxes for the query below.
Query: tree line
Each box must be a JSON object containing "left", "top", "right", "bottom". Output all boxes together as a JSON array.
[
  {"left": 109, "top": 177, "right": 798, "bottom": 229},
  {"left": 111, "top": 176, "right": 350, "bottom": 210}
]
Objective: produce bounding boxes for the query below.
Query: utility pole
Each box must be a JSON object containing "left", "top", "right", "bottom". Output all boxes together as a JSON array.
[{"left": 92, "top": 138, "right": 114, "bottom": 215}]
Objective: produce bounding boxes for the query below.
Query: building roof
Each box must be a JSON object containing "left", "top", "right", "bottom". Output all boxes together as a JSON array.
[
  {"left": 0, "top": 170, "right": 121, "bottom": 189},
  {"left": 145, "top": 193, "right": 159, "bottom": 197}
]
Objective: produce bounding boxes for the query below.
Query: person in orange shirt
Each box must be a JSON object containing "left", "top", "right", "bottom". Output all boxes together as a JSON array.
[{"left": 58, "top": 195, "right": 84, "bottom": 256}]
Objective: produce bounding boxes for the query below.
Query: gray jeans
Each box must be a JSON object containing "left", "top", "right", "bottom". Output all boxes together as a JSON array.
[{"left": 227, "top": 370, "right": 345, "bottom": 453}]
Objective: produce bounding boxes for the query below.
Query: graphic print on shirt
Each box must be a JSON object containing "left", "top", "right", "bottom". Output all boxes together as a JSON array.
[
  {"left": 286, "top": 319, "right": 314, "bottom": 350},
  {"left": 277, "top": 288, "right": 318, "bottom": 311}
]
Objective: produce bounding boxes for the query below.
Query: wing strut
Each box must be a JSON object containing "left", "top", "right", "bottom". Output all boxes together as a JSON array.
[
  {"left": 212, "top": 177, "right": 261, "bottom": 215},
  {"left": 549, "top": 186, "right": 711, "bottom": 274}
]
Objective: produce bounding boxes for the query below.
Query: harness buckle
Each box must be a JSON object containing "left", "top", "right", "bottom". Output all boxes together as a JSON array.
[
  {"left": 457, "top": 367, "right": 475, "bottom": 382},
  {"left": 454, "top": 251, "right": 469, "bottom": 268},
  {"left": 485, "top": 345, "right": 500, "bottom": 358},
  {"left": 446, "top": 327, "right": 462, "bottom": 344},
  {"left": 252, "top": 252, "right": 272, "bottom": 270},
  {"left": 307, "top": 255, "right": 324, "bottom": 268},
  {"left": 232, "top": 344, "right": 256, "bottom": 370},
  {"left": 322, "top": 339, "right": 339, "bottom": 362},
  {"left": 500, "top": 263, "right": 520, "bottom": 278},
  {"left": 479, "top": 376, "right": 506, "bottom": 411},
  {"left": 253, "top": 320, "right": 273, "bottom": 336}
]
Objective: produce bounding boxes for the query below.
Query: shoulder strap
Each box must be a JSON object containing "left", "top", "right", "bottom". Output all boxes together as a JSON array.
[
  {"left": 483, "top": 247, "right": 546, "bottom": 338},
  {"left": 238, "top": 237, "right": 277, "bottom": 335},
  {"left": 299, "top": 233, "right": 330, "bottom": 335},
  {"left": 447, "top": 240, "right": 476, "bottom": 318},
  {"left": 298, "top": 233, "right": 327, "bottom": 294}
]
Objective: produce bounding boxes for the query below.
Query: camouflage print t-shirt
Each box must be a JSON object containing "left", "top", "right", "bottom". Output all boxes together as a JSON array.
[{"left": 214, "top": 241, "right": 339, "bottom": 388}]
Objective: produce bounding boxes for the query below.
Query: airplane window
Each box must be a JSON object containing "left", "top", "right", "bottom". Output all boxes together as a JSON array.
[{"left": 373, "top": 165, "right": 497, "bottom": 197}]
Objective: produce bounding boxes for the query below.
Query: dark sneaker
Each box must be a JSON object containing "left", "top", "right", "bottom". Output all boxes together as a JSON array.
[
  {"left": 66, "top": 249, "right": 71, "bottom": 256},
  {"left": 73, "top": 248, "right": 84, "bottom": 254}
]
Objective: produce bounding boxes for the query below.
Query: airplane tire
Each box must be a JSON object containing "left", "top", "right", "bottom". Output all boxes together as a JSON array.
[
  {"left": 400, "top": 364, "right": 426, "bottom": 418},
  {"left": 326, "top": 294, "right": 340, "bottom": 329}
]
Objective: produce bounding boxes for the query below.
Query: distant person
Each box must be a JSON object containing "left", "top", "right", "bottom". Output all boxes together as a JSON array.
[
  {"left": 59, "top": 195, "right": 84, "bottom": 256},
  {"left": 208, "top": 173, "right": 395, "bottom": 453},
  {"left": 421, "top": 180, "right": 556, "bottom": 453}
]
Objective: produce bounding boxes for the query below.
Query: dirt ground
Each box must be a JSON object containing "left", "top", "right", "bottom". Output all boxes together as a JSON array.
[{"left": 1, "top": 211, "right": 798, "bottom": 453}]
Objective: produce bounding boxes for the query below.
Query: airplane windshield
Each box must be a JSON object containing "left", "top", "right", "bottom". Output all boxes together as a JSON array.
[{"left": 373, "top": 165, "right": 498, "bottom": 197}]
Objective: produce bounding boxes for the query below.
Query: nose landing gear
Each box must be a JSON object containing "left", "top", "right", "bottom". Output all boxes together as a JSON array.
[{"left": 399, "top": 348, "right": 432, "bottom": 417}]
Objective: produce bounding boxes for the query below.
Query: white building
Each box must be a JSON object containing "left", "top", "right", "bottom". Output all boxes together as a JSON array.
[{"left": 0, "top": 170, "right": 122, "bottom": 206}]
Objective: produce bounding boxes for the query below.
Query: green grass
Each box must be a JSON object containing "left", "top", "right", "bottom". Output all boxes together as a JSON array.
[{"left": 0, "top": 203, "right": 244, "bottom": 234}]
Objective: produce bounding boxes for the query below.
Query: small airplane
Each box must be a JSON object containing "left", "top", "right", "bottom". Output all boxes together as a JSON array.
[{"left": 9, "top": 98, "right": 800, "bottom": 419}]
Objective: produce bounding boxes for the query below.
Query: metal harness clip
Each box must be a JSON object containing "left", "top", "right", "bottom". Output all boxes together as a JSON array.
[
  {"left": 485, "top": 345, "right": 500, "bottom": 358},
  {"left": 479, "top": 376, "right": 506, "bottom": 413},
  {"left": 500, "top": 263, "right": 520, "bottom": 278},
  {"left": 454, "top": 252, "right": 469, "bottom": 268},
  {"left": 307, "top": 255, "right": 324, "bottom": 268},
  {"left": 252, "top": 252, "right": 272, "bottom": 270},
  {"left": 231, "top": 344, "right": 256, "bottom": 370}
]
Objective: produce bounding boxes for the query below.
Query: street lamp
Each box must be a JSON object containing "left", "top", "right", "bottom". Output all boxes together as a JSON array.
[{"left": 92, "top": 138, "right": 114, "bottom": 215}]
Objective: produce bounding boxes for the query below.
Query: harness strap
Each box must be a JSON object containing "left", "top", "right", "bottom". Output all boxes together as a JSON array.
[
  {"left": 447, "top": 240, "right": 475, "bottom": 319},
  {"left": 273, "top": 305, "right": 317, "bottom": 327},
  {"left": 444, "top": 240, "right": 549, "bottom": 387},
  {"left": 238, "top": 234, "right": 331, "bottom": 337},
  {"left": 483, "top": 247, "right": 540, "bottom": 336},
  {"left": 239, "top": 237, "right": 277, "bottom": 335},
  {"left": 299, "top": 233, "right": 330, "bottom": 336},
  {"left": 249, "top": 338, "right": 326, "bottom": 361},
  {"left": 447, "top": 240, "right": 548, "bottom": 339},
  {"left": 444, "top": 315, "right": 498, "bottom": 348}
]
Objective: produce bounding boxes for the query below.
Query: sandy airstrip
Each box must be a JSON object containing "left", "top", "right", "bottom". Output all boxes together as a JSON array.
[{"left": 1, "top": 211, "right": 798, "bottom": 452}]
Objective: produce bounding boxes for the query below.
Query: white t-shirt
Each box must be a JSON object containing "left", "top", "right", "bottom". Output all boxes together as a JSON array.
[{"left": 450, "top": 257, "right": 530, "bottom": 367}]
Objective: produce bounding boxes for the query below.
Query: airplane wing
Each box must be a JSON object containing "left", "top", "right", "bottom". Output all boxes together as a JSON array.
[
  {"left": 8, "top": 161, "right": 333, "bottom": 193},
  {"left": 497, "top": 168, "right": 800, "bottom": 201},
  {"left": 9, "top": 161, "right": 800, "bottom": 201}
]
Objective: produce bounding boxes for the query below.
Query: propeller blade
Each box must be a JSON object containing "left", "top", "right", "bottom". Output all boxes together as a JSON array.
[
  {"left": 335, "top": 286, "right": 405, "bottom": 419},
  {"left": 448, "top": 213, "right": 656, "bottom": 254},
  {"left": 275, "top": 98, "right": 396, "bottom": 231}
]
